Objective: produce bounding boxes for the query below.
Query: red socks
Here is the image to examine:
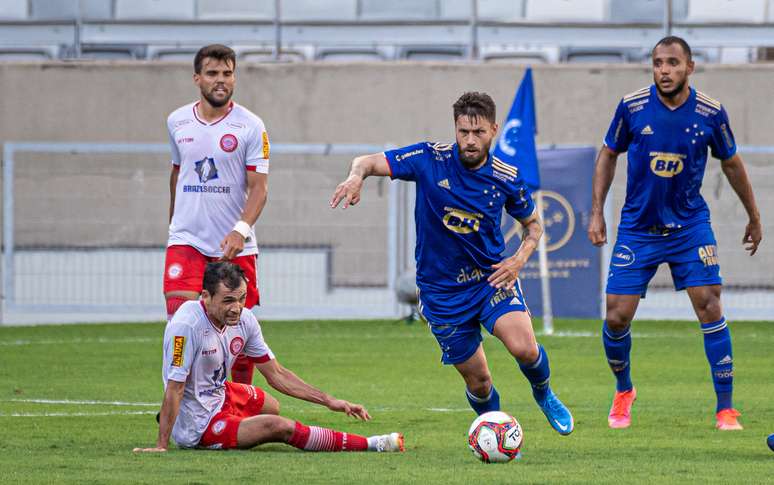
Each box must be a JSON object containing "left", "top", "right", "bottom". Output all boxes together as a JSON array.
[
  {"left": 230, "top": 354, "right": 255, "bottom": 384},
  {"left": 165, "top": 296, "right": 189, "bottom": 321},
  {"left": 287, "top": 421, "right": 368, "bottom": 452}
]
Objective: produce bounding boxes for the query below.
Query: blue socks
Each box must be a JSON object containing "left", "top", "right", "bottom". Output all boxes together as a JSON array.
[
  {"left": 701, "top": 317, "right": 734, "bottom": 412},
  {"left": 602, "top": 321, "right": 633, "bottom": 392},
  {"left": 518, "top": 344, "right": 551, "bottom": 402},
  {"left": 466, "top": 385, "right": 500, "bottom": 415}
]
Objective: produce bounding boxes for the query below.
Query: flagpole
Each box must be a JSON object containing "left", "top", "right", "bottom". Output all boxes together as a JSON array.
[{"left": 536, "top": 190, "right": 554, "bottom": 335}]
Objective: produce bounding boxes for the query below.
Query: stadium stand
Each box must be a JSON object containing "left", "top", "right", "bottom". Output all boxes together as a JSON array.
[
  {"left": 0, "top": 0, "right": 27, "bottom": 19},
  {"left": 398, "top": 44, "right": 468, "bottom": 61},
  {"left": 685, "top": 0, "right": 766, "bottom": 23},
  {"left": 315, "top": 46, "right": 390, "bottom": 61},
  {"left": 29, "top": 0, "right": 112, "bottom": 19},
  {"left": 525, "top": 0, "right": 606, "bottom": 22},
  {"left": 480, "top": 45, "right": 559, "bottom": 64},
  {"left": 281, "top": 0, "right": 357, "bottom": 20},
  {"left": 114, "top": 0, "right": 195, "bottom": 21},
  {"left": 197, "top": 0, "right": 275, "bottom": 20},
  {"left": 609, "top": 0, "right": 688, "bottom": 22},
  {"left": 359, "top": 0, "right": 437, "bottom": 20},
  {"left": 561, "top": 46, "right": 635, "bottom": 63}
]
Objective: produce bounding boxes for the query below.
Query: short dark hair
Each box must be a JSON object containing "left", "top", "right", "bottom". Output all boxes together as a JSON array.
[
  {"left": 194, "top": 44, "right": 236, "bottom": 74},
  {"left": 202, "top": 261, "right": 247, "bottom": 296},
  {"left": 652, "top": 36, "right": 692, "bottom": 62},
  {"left": 453, "top": 92, "right": 497, "bottom": 124}
]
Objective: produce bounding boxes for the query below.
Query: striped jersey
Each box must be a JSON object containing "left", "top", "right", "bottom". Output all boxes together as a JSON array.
[{"left": 604, "top": 85, "right": 736, "bottom": 235}]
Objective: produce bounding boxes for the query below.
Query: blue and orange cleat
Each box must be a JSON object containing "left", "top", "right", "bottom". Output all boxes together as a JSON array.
[
  {"left": 608, "top": 387, "right": 636, "bottom": 429},
  {"left": 536, "top": 389, "right": 574, "bottom": 435},
  {"left": 715, "top": 408, "right": 743, "bottom": 431}
]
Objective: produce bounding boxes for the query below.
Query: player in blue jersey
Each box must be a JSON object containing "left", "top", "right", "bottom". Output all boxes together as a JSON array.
[
  {"left": 589, "top": 36, "right": 762, "bottom": 430},
  {"left": 331, "top": 92, "right": 573, "bottom": 436}
]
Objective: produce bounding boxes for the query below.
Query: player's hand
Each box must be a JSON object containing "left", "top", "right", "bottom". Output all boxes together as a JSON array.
[
  {"left": 488, "top": 256, "right": 523, "bottom": 290},
  {"left": 132, "top": 447, "right": 167, "bottom": 453},
  {"left": 330, "top": 175, "right": 364, "bottom": 209},
  {"left": 743, "top": 219, "right": 762, "bottom": 256},
  {"left": 327, "top": 399, "right": 371, "bottom": 421},
  {"left": 220, "top": 231, "right": 245, "bottom": 260},
  {"left": 588, "top": 212, "right": 607, "bottom": 246}
]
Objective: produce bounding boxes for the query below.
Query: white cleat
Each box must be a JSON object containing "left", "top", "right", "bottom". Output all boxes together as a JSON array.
[{"left": 368, "top": 432, "right": 405, "bottom": 452}]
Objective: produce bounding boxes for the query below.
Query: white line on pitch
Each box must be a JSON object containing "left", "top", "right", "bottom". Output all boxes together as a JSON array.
[
  {"left": 4, "top": 398, "right": 159, "bottom": 407},
  {"left": 0, "top": 337, "right": 158, "bottom": 346},
  {"left": 1, "top": 410, "right": 158, "bottom": 417}
]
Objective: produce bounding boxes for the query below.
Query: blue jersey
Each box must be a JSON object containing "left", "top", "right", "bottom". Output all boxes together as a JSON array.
[
  {"left": 604, "top": 85, "right": 736, "bottom": 235},
  {"left": 385, "top": 142, "right": 535, "bottom": 297}
]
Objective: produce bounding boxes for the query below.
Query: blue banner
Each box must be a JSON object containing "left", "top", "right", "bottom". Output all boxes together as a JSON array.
[
  {"left": 493, "top": 67, "right": 540, "bottom": 190},
  {"left": 502, "top": 147, "right": 601, "bottom": 318}
]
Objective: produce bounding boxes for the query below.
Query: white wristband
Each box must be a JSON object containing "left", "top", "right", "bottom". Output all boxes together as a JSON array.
[{"left": 232, "top": 220, "right": 251, "bottom": 240}]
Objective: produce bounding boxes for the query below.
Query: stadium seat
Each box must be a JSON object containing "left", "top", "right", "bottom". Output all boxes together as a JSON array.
[
  {"left": 562, "top": 46, "right": 634, "bottom": 63},
  {"left": 0, "top": 0, "right": 28, "bottom": 19},
  {"left": 481, "top": 44, "right": 560, "bottom": 63},
  {"left": 720, "top": 46, "right": 754, "bottom": 63},
  {"left": 0, "top": 46, "right": 59, "bottom": 60},
  {"left": 147, "top": 45, "right": 200, "bottom": 61},
  {"left": 315, "top": 46, "right": 391, "bottom": 61},
  {"left": 440, "top": 0, "right": 525, "bottom": 20},
  {"left": 685, "top": 0, "right": 766, "bottom": 23},
  {"left": 525, "top": 0, "right": 606, "bottom": 22},
  {"left": 197, "top": 0, "right": 274, "bottom": 20},
  {"left": 359, "top": 0, "right": 436, "bottom": 20},
  {"left": 399, "top": 44, "right": 467, "bottom": 61},
  {"left": 30, "top": 0, "right": 110, "bottom": 19},
  {"left": 281, "top": 0, "right": 357, "bottom": 21},
  {"left": 768, "top": 0, "right": 774, "bottom": 21},
  {"left": 235, "top": 44, "right": 312, "bottom": 62},
  {"left": 609, "top": 0, "right": 688, "bottom": 22},
  {"left": 79, "top": 44, "right": 145, "bottom": 59},
  {"left": 114, "top": 0, "right": 195, "bottom": 20}
]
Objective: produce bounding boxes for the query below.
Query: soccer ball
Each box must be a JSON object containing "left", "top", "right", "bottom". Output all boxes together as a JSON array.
[{"left": 467, "top": 411, "right": 523, "bottom": 463}]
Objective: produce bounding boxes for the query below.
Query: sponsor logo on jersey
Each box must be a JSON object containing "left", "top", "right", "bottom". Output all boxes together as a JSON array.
[
  {"left": 220, "top": 134, "right": 238, "bottom": 153},
  {"left": 442, "top": 207, "right": 482, "bottom": 234},
  {"left": 489, "top": 287, "right": 517, "bottom": 308},
  {"left": 176, "top": 137, "right": 194, "bottom": 144},
  {"left": 437, "top": 178, "right": 450, "bottom": 190},
  {"left": 457, "top": 266, "right": 484, "bottom": 284},
  {"left": 698, "top": 244, "right": 719, "bottom": 266},
  {"left": 695, "top": 103, "right": 718, "bottom": 117},
  {"left": 720, "top": 123, "right": 734, "bottom": 149},
  {"left": 172, "top": 336, "right": 185, "bottom": 367},
  {"left": 202, "top": 348, "right": 217, "bottom": 356},
  {"left": 649, "top": 152, "right": 685, "bottom": 177},
  {"left": 173, "top": 119, "right": 193, "bottom": 128},
  {"left": 227, "top": 121, "right": 245, "bottom": 129},
  {"left": 640, "top": 125, "right": 653, "bottom": 135},
  {"left": 194, "top": 157, "right": 219, "bottom": 183},
  {"left": 167, "top": 263, "right": 183, "bottom": 279},
  {"left": 395, "top": 149, "right": 423, "bottom": 162},
  {"left": 229, "top": 336, "right": 245, "bottom": 355},
  {"left": 627, "top": 98, "right": 649, "bottom": 113},
  {"left": 262, "top": 131, "right": 270, "bottom": 159},
  {"left": 611, "top": 244, "right": 636, "bottom": 267},
  {"left": 212, "top": 420, "right": 227, "bottom": 435}
]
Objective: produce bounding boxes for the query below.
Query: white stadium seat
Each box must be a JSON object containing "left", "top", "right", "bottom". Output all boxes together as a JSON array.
[
  {"left": 197, "top": 0, "right": 274, "bottom": 20},
  {"left": 115, "top": 0, "right": 195, "bottom": 20},
  {"left": 360, "top": 0, "right": 436, "bottom": 20},
  {"left": 30, "top": 0, "right": 111, "bottom": 19},
  {"left": 525, "top": 0, "right": 605, "bottom": 22},
  {"left": 281, "top": 0, "right": 357, "bottom": 21},
  {"left": 481, "top": 44, "right": 560, "bottom": 63},
  {"left": 441, "top": 0, "right": 525, "bottom": 20},
  {"left": 315, "top": 46, "right": 390, "bottom": 61},
  {"left": 0, "top": 0, "right": 28, "bottom": 19},
  {"left": 686, "top": 0, "right": 766, "bottom": 23}
]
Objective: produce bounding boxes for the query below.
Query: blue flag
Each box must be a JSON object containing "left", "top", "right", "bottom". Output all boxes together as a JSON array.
[{"left": 492, "top": 67, "right": 540, "bottom": 190}]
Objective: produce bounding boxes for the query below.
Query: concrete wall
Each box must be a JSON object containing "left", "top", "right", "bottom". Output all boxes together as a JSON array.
[{"left": 1, "top": 62, "right": 772, "bottom": 287}]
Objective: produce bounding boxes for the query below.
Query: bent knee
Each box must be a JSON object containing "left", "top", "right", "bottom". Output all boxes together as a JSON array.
[{"left": 514, "top": 344, "right": 539, "bottom": 364}]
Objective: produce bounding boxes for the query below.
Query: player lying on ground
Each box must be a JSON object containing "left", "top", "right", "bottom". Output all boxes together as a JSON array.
[
  {"left": 331, "top": 92, "right": 573, "bottom": 436},
  {"left": 589, "top": 36, "right": 762, "bottom": 430},
  {"left": 134, "top": 262, "right": 404, "bottom": 452}
]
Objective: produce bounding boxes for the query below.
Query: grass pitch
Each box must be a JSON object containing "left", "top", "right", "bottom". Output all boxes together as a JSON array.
[{"left": 1, "top": 319, "right": 773, "bottom": 484}]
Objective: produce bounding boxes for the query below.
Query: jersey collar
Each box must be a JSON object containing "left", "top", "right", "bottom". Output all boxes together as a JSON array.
[
  {"left": 652, "top": 84, "right": 695, "bottom": 113},
  {"left": 193, "top": 101, "right": 234, "bottom": 126}
]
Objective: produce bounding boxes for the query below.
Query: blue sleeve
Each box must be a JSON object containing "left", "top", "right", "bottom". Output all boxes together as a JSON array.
[
  {"left": 504, "top": 175, "right": 536, "bottom": 221},
  {"left": 603, "top": 100, "right": 632, "bottom": 153},
  {"left": 384, "top": 142, "right": 431, "bottom": 181},
  {"left": 709, "top": 106, "right": 737, "bottom": 161}
]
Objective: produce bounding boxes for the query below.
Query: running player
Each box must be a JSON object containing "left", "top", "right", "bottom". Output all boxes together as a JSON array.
[
  {"left": 589, "top": 36, "right": 762, "bottom": 430},
  {"left": 330, "top": 92, "right": 573, "bottom": 435},
  {"left": 164, "top": 44, "right": 269, "bottom": 385},
  {"left": 134, "top": 262, "right": 404, "bottom": 453}
]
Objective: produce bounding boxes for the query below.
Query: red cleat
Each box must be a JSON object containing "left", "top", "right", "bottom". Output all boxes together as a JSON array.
[
  {"left": 716, "top": 408, "right": 743, "bottom": 431},
  {"left": 608, "top": 388, "right": 637, "bottom": 429}
]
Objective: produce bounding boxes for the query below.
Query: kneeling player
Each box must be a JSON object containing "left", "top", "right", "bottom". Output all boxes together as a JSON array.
[{"left": 134, "top": 262, "right": 403, "bottom": 453}]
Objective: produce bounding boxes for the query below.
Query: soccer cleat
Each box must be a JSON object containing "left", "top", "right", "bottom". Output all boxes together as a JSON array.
[
  {"left": 368, "top": 432, "right": 405, "bottom": 452},
  {"left": 716, "top": 408, "right": 743, "bottom": 431},
  {"left": 535, "top": 389, "right": 574, "bottom": 435},
  {"left": 608, "top": 387, "right": 636, "bottom": 429}
]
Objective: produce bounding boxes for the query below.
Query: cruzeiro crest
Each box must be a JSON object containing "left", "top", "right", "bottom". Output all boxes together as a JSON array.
[
  {"left": 195, "top": 157, "right": 219, "bottom": 183},
  {"left": 502, "top": 190, "right": 575, "bottom": 252},
  {"left": 497, "top": 118, "right": 522, "bottom": 157}
]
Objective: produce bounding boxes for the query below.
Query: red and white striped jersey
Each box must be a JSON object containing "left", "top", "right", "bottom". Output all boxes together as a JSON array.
[{"left": 166, "top": 101, "right": 270, "bottom": 256}]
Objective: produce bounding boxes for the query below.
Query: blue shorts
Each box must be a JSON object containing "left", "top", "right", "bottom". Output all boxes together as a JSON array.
[
  {"left": 418, "top": 280, "right": 528, "bottom": 365},
  {"left": 606, "top": 224, "right": 722, "bottom": 297}
]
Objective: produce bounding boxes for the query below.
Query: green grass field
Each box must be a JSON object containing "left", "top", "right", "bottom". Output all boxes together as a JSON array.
[{"left": 1, "top": 319, "right": 773, "bottom": 484}]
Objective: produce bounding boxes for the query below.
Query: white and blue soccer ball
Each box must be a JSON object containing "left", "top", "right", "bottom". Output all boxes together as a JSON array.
[{"left": 468, "top": 411, "right": 523, "bottom": 463}]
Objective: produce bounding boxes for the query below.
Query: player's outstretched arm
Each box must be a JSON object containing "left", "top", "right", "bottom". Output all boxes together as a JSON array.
[
  {"left": 489, "top": 213, "right": 543, "bottom": 290},
  {"left": 721, "top": 154, "right": 762, "bottom": 255},
  {"left": 133, "top": 380, "right": 185, "bottom": 453},
  {"left": 588, "top": 146, "right": 619, "bottom": 246},
  {"left": 256, "top": 359, "right": 371, "bottom": 420},
  {"left": 330, "top": 153, "right": 391, "bottom": 209},
  {"left": 221, "top": 171, "right": 268, "bottom": 260}
]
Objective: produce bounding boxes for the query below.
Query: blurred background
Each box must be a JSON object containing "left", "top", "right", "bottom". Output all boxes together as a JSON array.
[{"left": 0, "top": 0, "right": 772, "bottom": 324}]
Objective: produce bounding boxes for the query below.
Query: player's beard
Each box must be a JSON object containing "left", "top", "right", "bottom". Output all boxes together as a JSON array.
[
  {"left": 202, "top": 87, "right": 233, "bottom": 108},
  {"left": 655, "top": 78, "right": 686, "bottom": 99},
  {"left": 458, "top": 141, "right": 491, "bottom": 169}
]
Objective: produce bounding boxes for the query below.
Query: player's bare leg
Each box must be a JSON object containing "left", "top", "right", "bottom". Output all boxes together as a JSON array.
[
  {"left": 454, "top": 345, "right": 500, "bottom": 414},
  {"left": 686, "top": 285, "right": 741, "bottom": 430},
  {"left": 493, "top": 311, "right": 573, "bottom": 435},
  {"left": 603, "top": 294, "right": 640, "bottom": 428},
  {"left": 236, "top": 415, "right": 403, "bottom": 452}
]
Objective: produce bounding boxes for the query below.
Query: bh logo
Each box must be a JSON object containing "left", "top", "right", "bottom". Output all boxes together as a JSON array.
[
  {"left": 649, "top": 152, "right": 685, "bottom": 178},
  {"left": 195, "top": 157, "right": 219, "bottom": 183},
  {"left": 443, "top": 207, "right": 483, "bottom": 234}
]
